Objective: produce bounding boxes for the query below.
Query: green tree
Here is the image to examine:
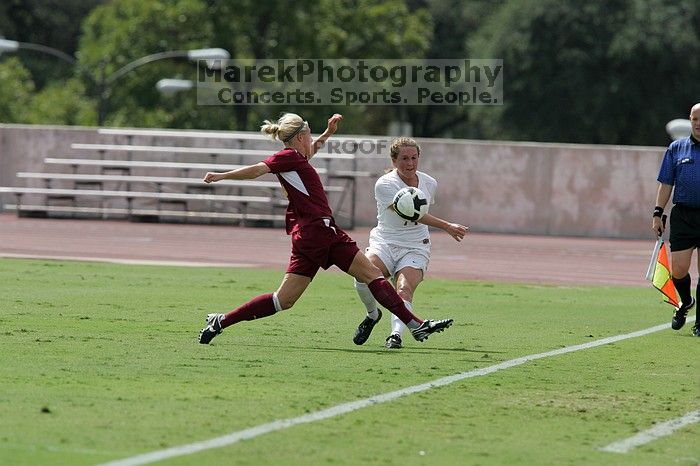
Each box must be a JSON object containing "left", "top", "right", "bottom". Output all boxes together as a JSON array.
[
  {"left": 315, "top": 0, "right": 431, "bottom": 58},
  {"left": 78, "top": 0, "right": 218, "bottom": 127},
  {"left": 0, "top": 0, "right": 104, "bottom": 89},
  {"left": 469, "top": 0, "right": 700, "bottom": 145},
  {"left": 401, "top": 0, "right": 505, "bottom": 138},
  {"left": 4, "top": 0, "right": 432, "bottom": 132},
  {"left": 315, "top": 0, "right": 434, "bottom": 136},
  {"left": 24, "top": 79, "right": 96, "bottom": 126},
  {"left": 606, "top": 0, "right": 700, "bottom": 144},
  {"left": 79, "top": 0, "right": 434, "bottom": 132},
  {"left": 0, "top": 57, "right": 35, "bottom": 122},
  {"left": 203, "top": 0, "right": 433, "bottom": 134}
]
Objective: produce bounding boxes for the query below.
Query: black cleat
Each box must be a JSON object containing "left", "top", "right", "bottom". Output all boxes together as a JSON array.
[
  {"left": 671, "top": 297, "right": 695, "bottom": 330},
  {"left": 411, "top": 318, "right": 453, "bottom": 342},
  {"left": 692, "top": 322, "right": 700, "bottom": 337},
  {"left": 385, "top": 333, "right": 402, "bottom": 349},
  {"left": 353, "top": 309, "right": 382, "bottom": 345},
  {"left": 199, "top": 313, "right": 223, "bottom": 344}
]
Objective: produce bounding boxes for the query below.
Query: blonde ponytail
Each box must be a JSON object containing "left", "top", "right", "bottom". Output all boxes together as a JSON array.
[
  {"left": 260, "top": 113, "right": 307, "bottom": 144},
  {"left": 260, "top": 120, "right": 281, "bottom": 140}
]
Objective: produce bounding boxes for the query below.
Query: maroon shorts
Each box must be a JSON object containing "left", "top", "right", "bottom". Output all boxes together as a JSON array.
[{"left": 287, "top": 218, "right": 360, "bottom": 279}]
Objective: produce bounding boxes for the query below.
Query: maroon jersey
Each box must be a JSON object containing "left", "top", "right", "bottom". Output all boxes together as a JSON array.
[{"left": 263, "top": 148, "right": 333, "bottom": 234}]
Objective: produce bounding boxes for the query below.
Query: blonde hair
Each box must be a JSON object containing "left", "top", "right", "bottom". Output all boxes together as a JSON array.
[
  {"left": 389, "top": 137, "right": 420, "bottom": 160},
  {"left": 260, "top": 113, "right": 308, "bottom": 144}
]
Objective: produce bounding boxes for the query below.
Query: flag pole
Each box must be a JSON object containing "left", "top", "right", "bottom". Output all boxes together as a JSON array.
[
  {"left": 645, "top": 237, "right": 662, "bottom": 281},
  {"left": 645, "top": 215, "right": 667, "bottom": 281}
]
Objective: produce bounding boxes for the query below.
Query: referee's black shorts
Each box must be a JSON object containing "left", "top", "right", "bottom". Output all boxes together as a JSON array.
[{"left": 669, "top": 204, "right": 700, "bottom": 252}]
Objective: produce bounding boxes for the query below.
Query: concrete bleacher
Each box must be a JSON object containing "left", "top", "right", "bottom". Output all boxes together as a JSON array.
[
  {"left": 0, "top": 127, "right": 379, "bottom": 227},
  {"left": 1, "top": 123, "right": 668, "bottom": 238}
]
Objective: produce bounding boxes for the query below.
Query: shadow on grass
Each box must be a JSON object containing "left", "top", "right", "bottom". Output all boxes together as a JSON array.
[{"left": 225, "top": 342, "right": 505, "bottom": 357}]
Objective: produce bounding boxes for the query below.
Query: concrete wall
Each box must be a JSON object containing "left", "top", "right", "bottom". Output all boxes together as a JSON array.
[{"left": 0, "top": 124, "right": 665, "bottom": 239}]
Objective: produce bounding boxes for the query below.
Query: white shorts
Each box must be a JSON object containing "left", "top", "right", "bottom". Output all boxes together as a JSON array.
[{"left": 366, "top": 241, "right": 430, "bottom": 278}]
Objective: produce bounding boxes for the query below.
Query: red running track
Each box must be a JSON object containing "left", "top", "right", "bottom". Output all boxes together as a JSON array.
[{"left": 0, "top": 214, "right": 657, "bottom": 286}]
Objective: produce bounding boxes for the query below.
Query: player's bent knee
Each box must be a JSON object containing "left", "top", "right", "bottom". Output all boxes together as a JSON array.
[
  {"left": 348, "top": 252, "right": 383, "bottom": 284},
  {"left": 363, "top": 265, "right": 384, "bottom": 283},
  {"left": 396, "top": 286, "right": 413, "bottom": 302}
]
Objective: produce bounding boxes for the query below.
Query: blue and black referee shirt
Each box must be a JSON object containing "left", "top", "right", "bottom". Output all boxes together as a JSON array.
[{"left": 657, "top": 135, "right": 700, "bottom": 208}]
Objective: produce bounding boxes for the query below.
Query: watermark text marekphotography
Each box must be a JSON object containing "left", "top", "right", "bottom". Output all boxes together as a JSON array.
[{"left": 197, "top": 59, "right": 502, "bottom": 106}]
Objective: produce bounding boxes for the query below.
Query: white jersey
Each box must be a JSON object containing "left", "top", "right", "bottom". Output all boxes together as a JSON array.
[{"left": 369, "top": 170, "right": 437, "bottom": 250}]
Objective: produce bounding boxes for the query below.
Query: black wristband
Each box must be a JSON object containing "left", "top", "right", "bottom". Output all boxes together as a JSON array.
[{"left": 653, "top": 206, "right": 664, "bottom": 218}]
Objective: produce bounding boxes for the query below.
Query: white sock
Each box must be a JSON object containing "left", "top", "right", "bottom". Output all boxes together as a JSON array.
[
  {"left": 354, "top": 279, "right": 379, "bottom": 320},
  {"left": 272, "top": 292, "right": 283, "bottom": 312},
  {"left": 391, "top": 301, "right": 411, "bottom": 336}
]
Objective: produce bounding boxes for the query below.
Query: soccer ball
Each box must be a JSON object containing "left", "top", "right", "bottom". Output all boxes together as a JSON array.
[{"left": 392, "top": 187, "right": 429, "bottom": 221}]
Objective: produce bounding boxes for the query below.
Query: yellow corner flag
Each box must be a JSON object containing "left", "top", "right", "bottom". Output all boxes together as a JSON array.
[{"left": 647, "top": 238, "right": 679, "bottom": 307}]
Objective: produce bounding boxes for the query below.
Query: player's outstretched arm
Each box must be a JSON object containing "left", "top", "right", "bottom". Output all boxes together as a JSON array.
[
  {"left": 419, "top": 213, "right": 469, "bottom": 242},
  {"left": 203, "top": 162, "right": 271, "bottom": 183},
  {"left": 310, "top": 113, "right": 343, "bottom": 158}
]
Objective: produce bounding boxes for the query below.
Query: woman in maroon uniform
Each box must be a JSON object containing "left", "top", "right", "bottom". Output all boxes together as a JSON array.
[{"left": 198, "top": 113, "right": 452, "bottom": 345}]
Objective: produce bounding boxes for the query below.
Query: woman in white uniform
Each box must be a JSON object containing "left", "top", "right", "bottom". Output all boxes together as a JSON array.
[{"left": 352, "top": 137, "right": 469, "bottom": 348}]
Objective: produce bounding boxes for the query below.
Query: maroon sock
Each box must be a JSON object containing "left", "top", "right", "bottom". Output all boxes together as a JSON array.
[
  {"left": 367, "top": 278, "right": 422, "bottom": 326},
  {"left": 220, "top": 293, "right": 276, "bottom": 328}
]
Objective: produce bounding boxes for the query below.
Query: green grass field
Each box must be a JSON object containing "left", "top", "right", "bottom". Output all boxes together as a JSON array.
[{"left": 1, "top": 257, "right": 698, "bottom": 466}]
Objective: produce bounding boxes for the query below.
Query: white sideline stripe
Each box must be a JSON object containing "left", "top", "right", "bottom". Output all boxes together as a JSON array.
[
  {"left": 601, "top": 410, "right": 700, "bottom": 453},
  {"left": 98, "top": 319, "right": 694, "bottom": 466},
  {"left": 0, "top": 253, "right": 255, "bottom": 268}
]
